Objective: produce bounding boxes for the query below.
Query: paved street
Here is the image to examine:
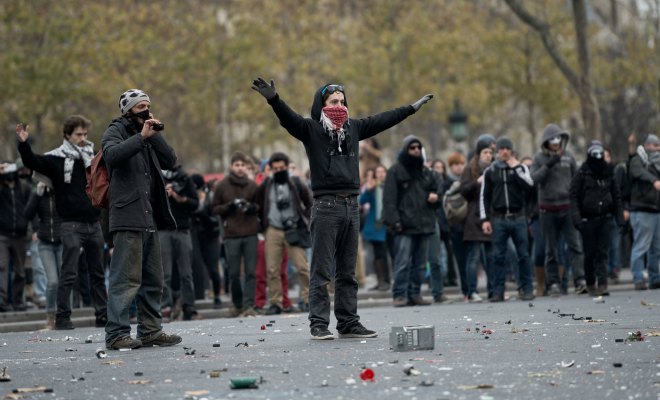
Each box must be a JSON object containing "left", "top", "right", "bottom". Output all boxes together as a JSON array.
[{"left": 0, "top": 289, "right": 658, "bottom": 400}]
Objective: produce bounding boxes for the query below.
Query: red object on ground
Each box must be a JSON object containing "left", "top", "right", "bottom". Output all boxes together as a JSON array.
[
  {"left": 360, "top": 368, "right": 375, "bottom": 382},
  {"left": 260, "top": 325, "right": 266, "bottom": 331}
]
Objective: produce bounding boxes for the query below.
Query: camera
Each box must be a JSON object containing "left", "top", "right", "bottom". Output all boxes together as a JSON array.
[
  {"left": 170, "top": 181, "right": 183, "bottom": 194},
  {"left": 153, "top": 123, "right": 165, "bottom": 131},
  {"left": 276, "top": 199, "right": 291, "bottom": 210},
  {"left": 282, "top": 218, "right": 295, "bottom": 230}
]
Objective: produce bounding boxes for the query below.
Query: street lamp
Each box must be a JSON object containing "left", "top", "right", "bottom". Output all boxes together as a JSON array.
[{"left": 448, "top": 99, "right": 468, "bottom": 142}]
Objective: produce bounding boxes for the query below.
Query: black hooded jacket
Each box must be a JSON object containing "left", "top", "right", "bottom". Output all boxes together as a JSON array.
[
  {"left": 266, "top": 85, "right": 416, "bottom": 197},
  {"left": 570, "top": 160, "right": 623, "bottom": 225}
]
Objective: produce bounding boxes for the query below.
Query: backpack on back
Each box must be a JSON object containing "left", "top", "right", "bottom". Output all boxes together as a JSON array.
[
  {"left": 85, "top": 151, "right": 109, "bottom": 209},
  {"left": 443, "top": 180, "right": 468, "bottom": 225}
]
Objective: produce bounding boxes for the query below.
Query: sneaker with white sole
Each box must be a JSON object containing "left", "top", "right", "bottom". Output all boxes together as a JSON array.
[
  {"left": 310, "top": 326, "right": 334, "bottom": 340},
  {"left": 338, "top": 323, "right": 377, "bottom": 339}
]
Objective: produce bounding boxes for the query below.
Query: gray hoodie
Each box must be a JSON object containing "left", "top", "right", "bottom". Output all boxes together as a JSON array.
[{"left": 530, "top": 124, "right": 577, "bottom": 208}]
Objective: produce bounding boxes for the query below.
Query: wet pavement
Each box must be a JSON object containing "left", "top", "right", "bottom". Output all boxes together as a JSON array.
[{"left": 0, "top": 290, "right": 658, "bottom": 399}]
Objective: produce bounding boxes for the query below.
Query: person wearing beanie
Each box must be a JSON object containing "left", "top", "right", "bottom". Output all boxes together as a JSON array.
[
  {"left": 383, "top": 136, "right": 439, "bottom": 307},
  {"left": 570, "top": 141, "right": 623, "bottom": 296},
  {"left": 626, "top": 134, "right": 660, "bottom": 290},
  {"left": 531, "top": 123, "right": 586, "bottom": 297},
  {"left": 17, "top": 116, "right": 108, "bottom": 328},
  {"left": 458, "top": 137, "right": 495, "bottom": 302},
  {"left": 101, "top": 89, "right": 182, "bottom": 350},
  {"left": 480, "top": 137, "right": 535, "bottom": 302},
  {"left": 252, "top": 77, "right": 433, "bottom": 340}
]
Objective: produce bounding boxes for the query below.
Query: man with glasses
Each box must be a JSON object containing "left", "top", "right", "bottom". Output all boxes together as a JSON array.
[
  {"left": 251, "top": 77, "right": 432, "bottom": 340},
  {"left": 17, "top": 116, "right": 108, "bottom": 329},
  {"left": 383, "top": 136, "right": 439, "bottom": 307},
  {"left": 480, "top": 137, "right": 535, "bottom": 302},
  {"left": 531, "top": 124, "right": 585, "bottom": 297}
]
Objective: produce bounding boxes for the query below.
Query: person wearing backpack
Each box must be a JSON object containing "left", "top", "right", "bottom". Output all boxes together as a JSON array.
[
  {"left": 102, "top": 89, "right": 182, "bottom": 350},
  {"left": 17, "top": 117, "right": 108, "bottom": 329}
]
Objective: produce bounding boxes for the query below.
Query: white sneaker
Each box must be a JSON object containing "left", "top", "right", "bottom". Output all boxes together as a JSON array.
[{"left": 469, "top": 293, "right": 483, "bottom": 303}]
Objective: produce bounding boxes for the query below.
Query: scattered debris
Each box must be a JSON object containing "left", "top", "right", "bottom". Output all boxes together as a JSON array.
[
  {"left": 390, "top": 325, "right": 435, "bottom": 352},
  {"left": 646, "top": 331, "right": 660, "bottom": 337},
  {"left": 102, "top": 360, "right": 124, "bottom": 366},
  {"left": 504, "top": 320, "right": 511, "bottom": 325},
  {"left": 65, "top": 348, "right": 77, "bottom": 352},
  {"left": 95, "top": 349, "right": 107, "bottom": 359},
  {"left": 458, "top": 384, "right": 494, "bottom": 389},
  {"left": 0, "top": 367, "right": 10, "bottom": 382},
  {"left": 134, "top": 372, "right": 143, "bottom": 377},
  {"left": 561, "top": 360, "right": 575, "bottom": 368},
  {"left": 641, "top": 300, "right": 659, "bottom": 307},
  {"left": 420, "top": 380, "right": 435, "bottom": 387},
  {"left": 626, "top": 331, "right": 644, "bottom": 342},
  {"left": 587, "top": 370, "right": 605, "bottom": 375},
  {"left": 321, "top": 380, "right": 328, "bottom": 387},
  {"left": 184, "top": 390, "right": 210, "bottom": 397},
  {"left": 587, "top": 319, "right": 607, "bottom": 323},
  {"left": 212, "top": 343, "right": 221, "bottom": 347},
  {"left": 183, "top": 347, "right": 196, "bottom": 355},
  {"left": 528, "top": 302, "right": 534, "bottom": 308},
  {"left": 359, "top": 368, "right": 375, "bottom": 382},
  {"left": 482, "top": 329, "right": 493, "bottom": 335},
  {"left": 260, "top": 325, "right": 266, "bottom": 330},
  {"left": 613, "top": 363, "right": 623, "bottom": 368},
  {"left": 235, "top": 342, "right": 249, "bottom": 348},
  {"left": 128, "top": 380, "right": 152, "bottom": 385},
  {"left": 70, "top": 375, "right": 84, "bottom": 382},
  {"left": 593, "top": 296, "right": 605, "bottom": 303},
  {"left": 230, "top": 377, "right": 260, "bottom": 389},
  {"left": 510, "top": 327, "right": 529, "bottom": 334},
  {"left": 258, "top": 338, "right": 265, "bottom": 342},
  {"left": 11, "top": 386, "right": 53, "bottom": 394},
  {"left": 615, "top": 339, "right": 624, "bottom": 343},
  {"left": 403, "top": 365, "right": 421, "bottom": 376},
  {"left": 528, "top": 371, "right": 560, "bottom": 378},
  {"left": 208, "top": 370, "right": 221, "bottom": 378}
]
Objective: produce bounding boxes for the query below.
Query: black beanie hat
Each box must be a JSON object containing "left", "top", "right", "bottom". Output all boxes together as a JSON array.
[{"left": 496, "top": 137, "right": 514, "bottom": 150}]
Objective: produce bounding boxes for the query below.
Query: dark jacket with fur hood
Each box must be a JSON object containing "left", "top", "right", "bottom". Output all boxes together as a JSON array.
[{"left": 265, "top": 85, "right": 416, "bottom": 197}]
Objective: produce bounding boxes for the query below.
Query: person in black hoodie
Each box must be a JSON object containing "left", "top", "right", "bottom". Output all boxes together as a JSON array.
[
  {"left": 252, "top": 77, "right": 432, "bottom": 340},
  {"left": 160, "top": 165, "right": 200, "bottom": 321},
  {"left": 0, "top": 161, "right": 31, "bottom": 312},
  {"left": 17, "top": 117, "right": 108, "bottom": 329},
  {"left": 570, "top": 141, "right": 623, "bottom": 296},
  {"left": 383, "top": 135, "right": 439, "bottom": 307}
]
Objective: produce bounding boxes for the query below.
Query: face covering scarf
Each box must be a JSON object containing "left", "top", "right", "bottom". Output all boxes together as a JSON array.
[
  {"left": 45, "top": 139, "right": 95, "bottom": 183},
  {"left": 320, "top": 105, "right": 349, "bottom": 153}
]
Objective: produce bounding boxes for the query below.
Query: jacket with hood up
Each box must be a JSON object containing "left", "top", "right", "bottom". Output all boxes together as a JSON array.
[
  {"left": 530, "top": 124, "right": 577, "bottom": 209},
  {"left": 382, "top": 136, "right": 439, "bottom": 235},
  {"left": 628, "top": 145, "right": 660, "bottom": 212},
  {"left": 265, "top": 86, "right": 416, "bottom": 197}
]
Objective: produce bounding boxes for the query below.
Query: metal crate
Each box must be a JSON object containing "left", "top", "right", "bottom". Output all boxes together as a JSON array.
[{"left": 389, "top": 325, "right": 435, "bottom": 352}]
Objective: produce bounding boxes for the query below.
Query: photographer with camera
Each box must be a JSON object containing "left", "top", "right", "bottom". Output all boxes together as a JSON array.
[
  {"left": 212, "top": 152, "right": 260, "bottom": 317},
  {"left": 159, "top": 165, "right": 200, "bottom": 321},
  {"left": 17, "top": 117, "right": 108, "bottom": 328},
  {"left": 255, "top": 152, "right": 313, "bottom": 315},
  {"left": 101, "top": 89, "right": 181, "bottom": 350},
  {"left": 0, "top": 162, "right": 31, "bottom": 312}
]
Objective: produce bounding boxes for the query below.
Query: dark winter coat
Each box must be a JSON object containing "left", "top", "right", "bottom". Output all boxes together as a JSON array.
[
  {"left": 459, "top": 157, "right": 490, "bottom": 242},
  {"left": 530, "top": 124, "right": 577, "bottom": 208},
  {"left": 25, "top": 187, "right": 62, "bottom": 244},
  {"left": 163, "top": 170, "right": 199, "bottom": 231},
  {"left": 0, "top": 178, "right": 31, "bottom": 238},
  {"left": 627, "top": 146, "right": 660, "bottom": 213},
  {"left": 480, "top": 161, "right": 534, "bottom": 221},
  {"left": 570, "top": 161, "right": 623, "bottom": 225},
  {"left": 265, "top": 86, "right": 416, "bottom": 197},
  {"left": 211, "top": 173, "right": 259, "bottom": 238},
  {"left": 18, "top": 141, "right": 100, "bottom": 223},
  {"left": 255, "top": 175, "right": 313, "bottom": 232},
  {"left": 102, "top": 116, "right": 177, "bottom": 233}
]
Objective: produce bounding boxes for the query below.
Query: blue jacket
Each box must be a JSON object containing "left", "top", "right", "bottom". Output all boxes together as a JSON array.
[{"left": 359, "top": 187, "right": 386, "bottom": 242}]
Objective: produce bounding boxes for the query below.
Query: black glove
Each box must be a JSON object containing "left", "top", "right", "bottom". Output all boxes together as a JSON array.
[
  {"left": 547, "top": 154, "right": 561, "bottom": 168},
  {"left": 251, "top": 77, "right": 277, "bottom": 100},
  {"left": 411, "top": 94, "right": 433, "bottom": 112},
  {"left": 244, "top": 203, "right": 258, "bottom": 215},
  {"left": 228, "top": 198, "right": 244, "bottom": 212}
]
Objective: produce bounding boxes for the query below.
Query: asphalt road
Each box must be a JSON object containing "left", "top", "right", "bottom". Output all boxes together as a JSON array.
[{"left": 0, "top": 290, "right": 658, "bottom": 400}]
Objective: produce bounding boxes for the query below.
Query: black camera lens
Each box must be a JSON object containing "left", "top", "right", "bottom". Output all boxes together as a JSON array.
[
  {"left": 276, "top": 199, "right": 291, "bottom": 210},
  {"left": 153, "top": 123, "right": 165, "bottom": 131}
]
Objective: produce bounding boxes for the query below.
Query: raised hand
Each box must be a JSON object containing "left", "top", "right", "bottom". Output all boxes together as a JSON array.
[
  {"left": 251, "top": 77, "right": 277, "bottom": 100},
  {"left": 411, "top": 94, "right": 433, "bottom": 111},
  {"left": 16, "top": 123, "right": 29, "bottom": 143}
]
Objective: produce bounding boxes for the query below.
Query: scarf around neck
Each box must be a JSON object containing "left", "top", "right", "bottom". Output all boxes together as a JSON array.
[
  {"left": 320, "top": 106, "right": 349, "bottom": 153},
  {"left": 45, "top": 139, "right": 95, "bottom": 183}
]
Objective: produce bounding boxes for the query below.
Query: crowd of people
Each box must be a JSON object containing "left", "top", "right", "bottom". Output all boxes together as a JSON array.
[{"left": 0, "top": 82, "right": 658, "bottom": 349}]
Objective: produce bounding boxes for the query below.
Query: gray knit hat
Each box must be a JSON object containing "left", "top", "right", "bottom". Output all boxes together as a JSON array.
[
  {"left": 496, "top": 136, "right": 514, "bottom": 150},
  {"left": 118, "top": 89, "right": 150, "bottom": 115}
]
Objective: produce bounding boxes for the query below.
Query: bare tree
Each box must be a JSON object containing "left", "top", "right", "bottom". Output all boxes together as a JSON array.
[{"left": 504, "top": 0, "right": 602, "bottom": 141}]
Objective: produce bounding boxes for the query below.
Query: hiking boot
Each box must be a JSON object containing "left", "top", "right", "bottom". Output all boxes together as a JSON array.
[
  {"left": 310, "top": 326, "right": 334, "bottom": 340},
  {"left": 517, "top": 290, "right": 535, "bottom": 301},
  {"left": 549, "top": 283, "right": 561, "bottom": 297},
  {"left": 106, "top": 336, "right": 142, "bottom": 350},
  {"left": 55, "top": 318, "right": 75, "bottom": 330},
  {"left": 265, "top": 304, "right": 282, "bottom": 315},
  {"left": 407, "top": 296, "right": 431, "bottom": 306},
  {"left": 140, "top": 332, "right": 182, "bottom": 347},
  {"left": 95, "top": 315, "right": 108, "bottom": 328},
  {"left": 634, "top": 282, "right": 648, "bottom": 290},
  {"left": 393, "top": 297, "right": 408, "bottom": 307},
  {"left": 575, "top": 280, "right": 588, "bottom": 295},
  {"left": 338, "top": 323, "right": 378, "bottom": 339}
]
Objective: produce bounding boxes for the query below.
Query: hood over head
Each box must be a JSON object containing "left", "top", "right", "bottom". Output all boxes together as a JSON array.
[
  {"left": 310, "top": 83, "right": 349, "bottom": 121},
  {"left": 541, "top": 123, "right": 570, "bottom": 150}
]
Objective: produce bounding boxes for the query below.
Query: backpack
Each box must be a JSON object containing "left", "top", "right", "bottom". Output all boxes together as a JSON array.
[
  {"left": 85, "top": 151, "right": 109, "bottom": 209},
  {"left": 442, "top": 180, "right": 467, "bottom": 225}
]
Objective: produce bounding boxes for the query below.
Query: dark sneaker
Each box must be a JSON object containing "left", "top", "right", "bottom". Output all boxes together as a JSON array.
[
  {"left": 140, "top": 332, "right": 182, "bottom": 347},
  {"left": 13, "top": 303, "right": 27, "bottom": 312},
  {"left": 407, "top": 296, "right": 431, "bottom": 306},
  {"left": 490, "top": 293, "right": 505, "bottom": 303},
  {"left": 95, "top": 315, "right": 108, "bottom": 328},
  {"left": 106, "top": 336, "right": 142, "bottom": 350},
  {"left": 393, "top": 297, "right": 408, "bottom": 307},
  {"left": 634, "top": 282, "right": 648, "bottom": 291},
  {"left": 549, "top": 283, "right": 561, "bottom": 297},
  {"left": 213, "top": 297, "right": 222, "bottom": 309},
  {"left": 339, "top": 323, "right": 377, "bottom": 339},
  {"left": 575, "top": 280, "right": 588, "bottom": 295},
  {"left": 55, "top": 318, "right": 75, "bottom": 330},
  {"left": 434, "top": 295, "right": 449, "bottom": 304},
  {"left": 310, "top": 326, "right": 334, "bottom": 340},
  {"left": 265, "top": 304, "right": 282, "bottom": 315},
  {"left": 517, "top": 290, "right": 535, "bottom": 301},
  {"left": 650, "top": 281, "right": 660, "bottom": 290}
]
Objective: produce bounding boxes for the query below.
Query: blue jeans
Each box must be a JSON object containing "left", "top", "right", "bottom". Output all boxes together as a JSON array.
[
  {"left": 308, "top": 195, "right": 360, "bottom": 332},
  {"left": 491, "top": 217, "right": 532, "bottom": 295},
  {"left": 30, "top": 240, "right": 47, "bottom": 300},
  {"left": 38, "top": 241, "right": 62, "bottom": 313},
  {"left": 392, "top": 233, "right": 430, "bottom": 299},
  {"left": 629, "top": 211, "right": 660, "bottom": 284},
  {"left": 464, "top": 241, "right": 492, "bottom": 297},
  {"left": 106, "top": 230, "right": 163, "bottom": 345},
  {"left": 426, "top": 226, "right": 446, "bottom": 298}
]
